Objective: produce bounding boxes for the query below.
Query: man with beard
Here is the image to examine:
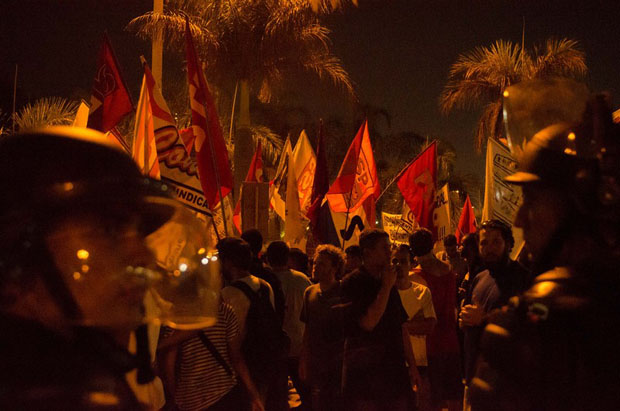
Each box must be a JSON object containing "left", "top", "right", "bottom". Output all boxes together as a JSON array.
[{"left": 459, "top": 220, "right": 528, "bottom": 405}]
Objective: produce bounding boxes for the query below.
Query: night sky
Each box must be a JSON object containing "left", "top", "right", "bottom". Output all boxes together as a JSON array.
[{"left": 2, "top": 0, "right": 620, "bottom": 186}]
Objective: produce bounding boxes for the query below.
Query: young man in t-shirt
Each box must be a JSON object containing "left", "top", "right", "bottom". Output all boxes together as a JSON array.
[
  {"left": 394, "top": 244, "right": 437, "bottom": 411},
  {"left": 299, "top": 244, "right": 346, "bottom": 411}
]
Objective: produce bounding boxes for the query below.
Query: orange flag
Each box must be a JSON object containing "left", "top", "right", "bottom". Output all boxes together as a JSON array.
[
  {"left": 132, "top": 69, "right": 161, "bottom": 179},
  {"left": 325, "top": 120, "right": 380, "bottom": 213},
  {"left": 87, "top": 33, "right": 133, "bottom": 132},
  {"left": 456, "top": 195, "right": 477, "bottom": 244},
  {"left": 185, "top": 19, "right": 233, "bottom": 210}
]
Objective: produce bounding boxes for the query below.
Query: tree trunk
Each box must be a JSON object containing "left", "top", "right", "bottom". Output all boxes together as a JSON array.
[{"left": 233, "top": 79, "right": 253, "bottom": 202}]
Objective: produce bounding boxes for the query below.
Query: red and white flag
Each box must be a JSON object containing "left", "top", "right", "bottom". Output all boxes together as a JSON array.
[
  {"left": 397, "top": 141, "right": 437, "bottom": 231},
  {"left": 185, "top": 19, "right": 233, "bottom": 210},
  {"left": 325, "top": 120, "right": 380, "bottom": 213},
  {"left": 87, "top": 33, "right": 133, "bottom": 132}
]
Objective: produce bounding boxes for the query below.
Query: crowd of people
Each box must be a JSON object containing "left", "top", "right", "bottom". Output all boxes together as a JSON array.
[
  {"left": 2, "top": 82, "right": 620, "bottom": 410},
  {"left": 156, "top": 220, "right": 533, "bottom": 411}
]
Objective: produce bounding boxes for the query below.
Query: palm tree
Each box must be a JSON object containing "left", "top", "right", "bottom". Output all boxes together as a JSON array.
[
  {"left": 128, "top": 0, "right": 356, "bottom": 197},
  {"left": 12, "top": 97, "right": 79, "bottom": 132},
  {"left": 440, "top": 38, "right": 587, "bottom": 150}
]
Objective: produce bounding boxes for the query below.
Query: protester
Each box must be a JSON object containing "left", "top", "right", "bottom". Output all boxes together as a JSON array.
[
  {"left": 289, "top": 248, "right": 310, "bottom": 277},
  {"left": 299, "top": 244, "right": 346, "bottom": 411},
  {"left": 343, "top": 245, "right": 363, "bottom": 277},
  {"left": 157, "top": 300, "right": 263, "bottom": 411},
  {"left": 241, "top": 229, "right": 286, "bottom": 325},
  {"left": 394, "top": 244, "right": 437, "bottom": 411},
  {"left": 219, "top": 238, "right": 289, "bottom": 411},
  {"left": 459, "top": 220, "right": 528, "bottom": 408},
  {"left": 341, "top": 229, "right": 419, "bottom": 411},
  {"left": 470, "top": 88, "right": 620, "bottom": 410},
  {"left": 457, "top": 233, "right": 483, "bottom": 303},
  {"left": 0, "top": 127, "right": 176, "bottom": 408},
  {"left": 266, "top": 241, "right": 312, "bottom": 409},
  {"left": 410, "top": 228, "right": 462, "bottom": 411},
  {"left": 436, "top": 234, "right": 468, "bottom": 285}
]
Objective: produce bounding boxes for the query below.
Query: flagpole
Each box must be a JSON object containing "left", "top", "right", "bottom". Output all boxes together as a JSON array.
[
  {"left": 205, "top": 126, "right": 230, "bottom": 238},
  {"left": 341, "top": 182, "right": 355, "bottom": 250},
  {"left": 228, "top": 81, "right": 238, "bottom": 145},
  {"left": 375, "top": 140, "right": 437, "bottom": 203}
]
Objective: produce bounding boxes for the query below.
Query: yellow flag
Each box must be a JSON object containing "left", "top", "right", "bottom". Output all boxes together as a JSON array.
[
  {"left": 72, "top": 100, "right": 90, "bottom": 128},
  {"left": 291, "top": 130, "right": 317, "bottom": 215},
  {"left": 132, "top": 75, "right": 161, "bottom": 179}
]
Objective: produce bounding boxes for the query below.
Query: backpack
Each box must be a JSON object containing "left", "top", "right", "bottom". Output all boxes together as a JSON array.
[{"left": 231, "top": 280, "right": 290, "bottom": 381}]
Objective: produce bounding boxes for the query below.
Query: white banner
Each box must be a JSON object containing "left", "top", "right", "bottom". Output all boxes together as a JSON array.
[
  {"left": 482, "top": 139, "right": 523, "bottom": 257},
  {"left": 382, "top": 208, "right": 417, "bottom": 246},
  {"left": 433, "top": 184, "right": 452, "bottom": 242}
]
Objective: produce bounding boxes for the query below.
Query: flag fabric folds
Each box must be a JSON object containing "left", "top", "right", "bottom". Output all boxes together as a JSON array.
[
  {"left": 325, "top": 120, "right": 380, "bottom": 213},
  {"left": 308, "top": 123, "right": 329, "bottom": 240},
  {"left": 270, "top": 136, "right": 292, "bottom": 220},
  {"left": 87, "top": 33, "right": 133, "bottom": 132},
  {"left": 456, "top": 195, "right": 476, "bottom": 244},
  {"left": 233, "top": 142, "right": 264, "bottom": 233},
  {"left": 72, "top": 100, "right": 90, "bottom": 128},
  {"left": 396, "top": 141, "right": 437, "bottom": 231},
  {"left": 290, "top": 130, "right": 317, "bottom": 215},
  {"left": 133, "top": 70, "right": 161, "bottom": 179},
  {"left": 284, "top": 142, "right": 307, "bottom": 250},
  {"left": 185, "top": 19, "right": 233, "bottom": 210}
]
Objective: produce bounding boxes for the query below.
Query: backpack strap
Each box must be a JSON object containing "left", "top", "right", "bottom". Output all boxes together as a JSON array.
[
  {"left": 231, "top": 280, "right": 267, "bottom": 304},
  {"left": 197, "top": 332, "right": 234, "bottom": 377}
]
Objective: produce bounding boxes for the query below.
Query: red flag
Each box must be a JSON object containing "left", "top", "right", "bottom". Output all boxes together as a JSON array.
[
  {"left": 179, "top": 127, "right": 196, "bottom": 154},
  {"left": 308, "top": 123, "right": 329, "bottom": 238},
  {"left": 233, "top": 142, "right": 264, "bottom": 233},
  {"left": 325, "top": 120, "right": 380, "bottom": 213},
  {"left": 456, "top": 195, "right": 477, "bottom": 244},
  {"left": 185, "top": 19, "right": 233, "bottom": 209},
  {"left": 396, "top": 141, "right": 437, "bottom": 231},
  {"left": 87, "top": 33, "right": 133, "bottom": 132}
]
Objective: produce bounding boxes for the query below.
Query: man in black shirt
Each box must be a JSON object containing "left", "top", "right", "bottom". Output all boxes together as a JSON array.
[{"left": 341, "top": 229, "right": 419, "bottom": 411}]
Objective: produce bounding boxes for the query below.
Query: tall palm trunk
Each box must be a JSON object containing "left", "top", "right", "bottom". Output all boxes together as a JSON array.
[{"left": 233, "top": 79, "right": 253, "bottom": 201}]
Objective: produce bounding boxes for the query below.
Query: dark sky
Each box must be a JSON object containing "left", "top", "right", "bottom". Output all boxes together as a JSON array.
[{"left": 2, "top": 0, "right": 620, "bottom": 184}]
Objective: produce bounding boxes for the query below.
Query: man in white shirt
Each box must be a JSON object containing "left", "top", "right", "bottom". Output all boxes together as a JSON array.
[
  {"left": 266, "top": 241, "right": 312, "bottom": 409},
  {"left": 394, "top": 244, "right": 437, "bottom": 411}
]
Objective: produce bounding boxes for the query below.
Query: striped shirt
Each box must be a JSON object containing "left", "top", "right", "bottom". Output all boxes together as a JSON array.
[{"left": 166, "top": 302, "right": 240, "bottom": 411}]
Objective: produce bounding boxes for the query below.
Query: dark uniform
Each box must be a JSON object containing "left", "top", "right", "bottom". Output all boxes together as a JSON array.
[{"left": 469, "top": 80, "right": 620, "bottom": 410}]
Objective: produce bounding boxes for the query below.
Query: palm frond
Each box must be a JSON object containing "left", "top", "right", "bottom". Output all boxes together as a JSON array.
[
  {"left": 303, "top": 54, "right": 357, "bottom": 100},
  {"left": 529, "top": 38, "right": 587, "bottom": 79},
  {"left": 14, "top": 97, "right": 79, "bottom": 131},
  {"left": 474, "top": 100, "right": 504, "bottom": 151},
  {"left": 307, "top": 0, "right": 358, "bottom": 13},
  {"left": 127, "top": 11, "right": 219, "bottom": 53},
  {"left": 440, "top": 79, "right": 499, "bottom": 114},
  {"left": 239, "top": 124, "right": 284, "bottom": 166}
]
